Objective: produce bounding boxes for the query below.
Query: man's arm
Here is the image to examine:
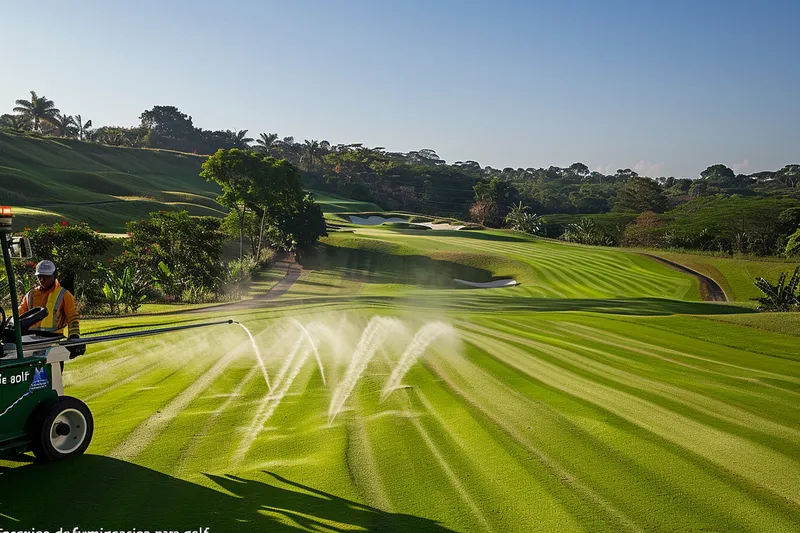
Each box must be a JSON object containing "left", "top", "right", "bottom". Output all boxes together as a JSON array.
[
  {"left": 62, "top": 291, "right": 85, "bottom": 359},
  {"left": 62, "top": 291, "right": 81, "bottom": 338},
  {"left": 18, "top": 290, "right": 30, "bottom": 315}
]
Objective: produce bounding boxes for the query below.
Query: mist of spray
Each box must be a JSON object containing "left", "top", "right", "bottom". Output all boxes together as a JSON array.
[
  {"left": 380, "top": 321, "right": 455, "bottom": 401},
  {"left": 327, "top": 316, "right": 405, "bottom": 424}
]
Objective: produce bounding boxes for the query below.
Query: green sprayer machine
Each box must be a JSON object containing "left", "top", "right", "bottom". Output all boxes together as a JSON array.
[{"left": 0, "top": 207, "right": 234, "bottom": 461}]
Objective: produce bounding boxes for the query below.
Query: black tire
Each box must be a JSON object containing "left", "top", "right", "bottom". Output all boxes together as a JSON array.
[{"left": 30, "top": 396, "right": 94, "bottom": 462}]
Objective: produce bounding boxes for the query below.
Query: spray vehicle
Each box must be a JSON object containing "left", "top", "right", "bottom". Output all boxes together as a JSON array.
[{"left": 0, "top": 206, "right": 234, "bottom": 461}]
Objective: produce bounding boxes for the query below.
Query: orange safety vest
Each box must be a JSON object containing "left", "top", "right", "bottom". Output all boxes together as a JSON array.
[{"left": 20, "top": 281, "right": 79, "bottom": 336}]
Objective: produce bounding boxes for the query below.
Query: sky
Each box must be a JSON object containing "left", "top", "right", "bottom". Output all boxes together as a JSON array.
[{"left": 1, "top": 0, "right": 798, "bottom": 178}]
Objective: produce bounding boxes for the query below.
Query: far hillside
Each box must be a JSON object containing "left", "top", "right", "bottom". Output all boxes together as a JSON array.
[
  {"left": 0, "top": 132, "right": 382, "bottom": 232},
  {"left": 0, "top": 132, "right": 222, "bottom": 231}
]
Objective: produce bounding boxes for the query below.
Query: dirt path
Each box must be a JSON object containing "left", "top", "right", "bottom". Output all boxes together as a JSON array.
[{"left": 642, "top": 254, "right": 727, "bottom": 302}]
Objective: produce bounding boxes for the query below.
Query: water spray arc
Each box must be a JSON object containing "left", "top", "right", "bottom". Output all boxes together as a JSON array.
[
  {"left": 233, "top": 321, "right": 331, "bottom": 465},
  {"left": 327, "top": 316, "right": 405, "bottom": 424},
  {"left": 291, "top": 319, "right": 328, "bottom": 386},
  {"left": 235, "top": 322, "right": 272, "bottom": 391},
  {"left": 381, "top": 321, "right": 456, "bottom": 402}
]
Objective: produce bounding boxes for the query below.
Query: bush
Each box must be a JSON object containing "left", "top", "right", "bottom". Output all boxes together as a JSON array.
[
  {"left": 504, "top": 202, "right": 543, "bottom": 235},
  {"left": 101, "top": 257, "right": 151, "bottom": 314},
  {"left": 125, "top": 211, "right": 225, "bottom": 301},
  {"left": 219, "top": 255, "right": 259, "bottom": 300},
  {"left": 621, "top": 212, "right": 666, "bottom": 248},
  {"left": 21, "top": 221, "right": 111, "bottom": 295},
  {"left": 787, "top": 227, "right": 800, "bottom": 258},
  {"left": 561, "top": 218, "right": 615, "bottom": 246},
  {"left": 754, "top": 267, "right": 800, "bottom": 312}
]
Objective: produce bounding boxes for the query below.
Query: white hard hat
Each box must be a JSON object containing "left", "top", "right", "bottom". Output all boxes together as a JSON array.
[{"left": 35, "top": 260, "right": 57, "bottom": 276}]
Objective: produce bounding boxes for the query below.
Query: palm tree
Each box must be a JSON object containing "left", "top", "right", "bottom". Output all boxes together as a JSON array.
[
  {"left": 52, "top": 113, "right": 77, "bottom": 137},
  {"left": 255, "top": 132, "right": 278, "bottom": 155},
  {"left": 74, "top": 115, "right": 92, "bottom": 140},
  {"left": 13, "top": 91, "right": 60, "bottom": 132},
  {"left": 302, "top": 139, "right": 321, "bottom": 171},
  {"left": 233, "top": 129, "right": 253, "bottom": 149},
  {"left": 0, "top": 114, "right": 30, "bottom": 133}
]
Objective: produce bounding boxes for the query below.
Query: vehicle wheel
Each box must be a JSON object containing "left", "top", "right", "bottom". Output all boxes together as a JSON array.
[{"left": 30, "top": 396, "right": 94, "bottom": 462}]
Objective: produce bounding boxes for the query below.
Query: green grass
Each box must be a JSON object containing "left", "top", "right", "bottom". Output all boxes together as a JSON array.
[
  {"left": 0, "top": 134, "right": 391, "bottom": 232},
  {"left": 310, "top": 190, "right": 383, "bottom": 213},
  {"left": 0, "top": 132, "right": 223, "bottom": 232},
  {"left": 652, "top": 250, "right": 799, "bottom": 303},
  {"left": 2, "top": 220, "right": 800, "bottom": 531}
]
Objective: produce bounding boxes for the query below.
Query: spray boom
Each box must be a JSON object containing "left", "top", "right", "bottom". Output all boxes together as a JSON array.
[{"left": 24, "top": 319, "right": 236, "bottom": 350}]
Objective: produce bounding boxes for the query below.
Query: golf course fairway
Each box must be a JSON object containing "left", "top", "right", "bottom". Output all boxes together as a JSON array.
[{"left": 1, "top": 226, "right": 799, "bottom": 532}]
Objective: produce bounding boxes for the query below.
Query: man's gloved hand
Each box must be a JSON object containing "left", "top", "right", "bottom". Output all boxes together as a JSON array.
[{"left": 68, "top": 335, "right": 86, "bottom": 359}]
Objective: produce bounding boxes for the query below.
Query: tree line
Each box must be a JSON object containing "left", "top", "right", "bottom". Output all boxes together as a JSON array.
[{"left": 2, "top": 92, "right": 798, "bottom": 257}]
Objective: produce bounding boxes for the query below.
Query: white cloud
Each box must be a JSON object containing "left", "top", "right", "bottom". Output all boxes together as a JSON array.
[
  {"left": 732, "top": 159, "right": 749, "bottom": 174},
  {"left": 633, "top": 160, "right": 666, "bottom": 177}
]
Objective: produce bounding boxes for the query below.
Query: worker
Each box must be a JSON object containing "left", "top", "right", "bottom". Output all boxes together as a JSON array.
[{"left": 18, "top": 260, "right": 85, "bottom": 358}]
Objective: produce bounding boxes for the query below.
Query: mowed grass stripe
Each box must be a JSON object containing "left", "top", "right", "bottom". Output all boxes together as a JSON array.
[
  {"left": 423, "top": 349, "right": 645, "bottom": 531},
  {"left": 460, "top": 321, "right": 800, "bottom": 458},
  {"left": 448, "top": 338, "right": 800, "bottom": 531},
  {"left": 461, "top": 331, "right": 800, "bottom": 505},
  {"left": 484, "top": 317, "right": 800, "bottom": 429},
  {"left": 424, "top": 236, "right": 690, "bottom": 298}
]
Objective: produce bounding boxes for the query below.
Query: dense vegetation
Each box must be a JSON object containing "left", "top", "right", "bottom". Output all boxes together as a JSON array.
[{"left": 2, "top": 92, "right": 799, "bottom": 258}]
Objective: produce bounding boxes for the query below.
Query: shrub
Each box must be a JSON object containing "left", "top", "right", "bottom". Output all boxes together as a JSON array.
[
  {"left": 621, "top": 212, "right": 666, "bottom": 248},
  {"left": 101, "top": 261, "right": 150, "bottom": 314},
  {"left": 219, "top": 255, "right": 259, "bottom": 300},
  {"left": 561, "top": 218, "right": 615, "bottom": 246},
  {"left": 754, "top": 266, "right": 800, "bottom": 312},
  {"left": 21, "top": 221, "right": 111, "bottom": 294},
  {"left": 504, "top": 202, "right": 543, "bottom": 235},
  {"left": 787, "top": 226, "right": 800, "bottom": 257},
  {"left": 125, "top": 211, "right": 225, "bottom": 301}
]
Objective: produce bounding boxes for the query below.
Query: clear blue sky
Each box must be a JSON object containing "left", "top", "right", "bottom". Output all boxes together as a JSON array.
[{"left": 1, "top": 0, "right": 798, "bottom": 178}]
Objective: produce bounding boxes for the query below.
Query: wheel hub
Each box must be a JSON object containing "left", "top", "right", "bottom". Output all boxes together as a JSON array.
[{"left": 50, "top": 408, "right": 88, "bottom": 454}]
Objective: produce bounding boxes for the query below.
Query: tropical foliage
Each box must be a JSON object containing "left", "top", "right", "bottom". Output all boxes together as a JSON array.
[
  {"left": 2, "top": 93, "right": 799, "bottom": 257},
  {"left": 753, "top": 266, "right": 800, "bottom": 312},
  {"left": 504, "top": 202, "right": 543, "bottom": 235},
  {"left": 561, "top": 218, "right": 615, "bottom": 246}
]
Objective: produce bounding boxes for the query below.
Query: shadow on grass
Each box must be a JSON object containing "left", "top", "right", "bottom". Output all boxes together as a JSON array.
[
  {"left": 299, "top": 243, "right": 498, "bottom": 287},
  {"left": 414, "top": 229, "right": 533, "bottom": 243},
  {"left": 0, "top": 457, "right": 454, "bottom": 532},
  {"left": 263, "top": 294, "right": 755, "bottom": 316}
]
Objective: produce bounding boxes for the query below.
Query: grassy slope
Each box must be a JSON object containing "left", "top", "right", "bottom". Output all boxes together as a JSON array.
[
  {"left": 0, "top": 132, "right": 224, "bottom": 232},
  {"left": 652, "top": 250, "right": 799, "bottom": 303},
  {"left": 4, "top": 224, "right": 799, "bottom": 532},
  {"left": 0, "top": 134, "right": 386, "bottom": 232},
  {"left": 311, "top": 190, "right": 383, "bottom": 213}
]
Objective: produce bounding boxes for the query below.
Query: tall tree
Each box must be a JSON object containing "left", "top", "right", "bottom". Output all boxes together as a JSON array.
[
  {"left": 0, "top": 114, "right": 30, "bottom": 133},
  {"left": 700, "top": 164, "right": 735, "bottom": 181},
  {"left": 200, "top": 149, "right": 305, "bottom": 258},
  {"left": 255, "top": 132, "right": 278, "bottom": 155},
  {"left": 13, "top": 91, "right": 60, "bottom": 132},
  {"left": 74, "top": 115, "right": 92, "bottom": 140},
  {"left": 52, "top": 113, "right": 77, "bottom": 137},
  {"left": 302, "top": 140, "right": 321, "bottom": 171},
  {"left": 232, "top": 129, "right": 253, "bottom": 149},
  {"left": 614, "top": 176, "right": 667, "bottom": 213}
]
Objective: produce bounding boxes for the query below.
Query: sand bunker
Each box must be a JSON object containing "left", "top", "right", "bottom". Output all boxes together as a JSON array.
[
  {"left": 454, "top": 278, "right": 518, "bottom": 288},
  {"left": 349, "top": 216, "right": 464, "bottom": 230},
  {"left": 416, "top": 222, "right": 465, "bottom": 231}
]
